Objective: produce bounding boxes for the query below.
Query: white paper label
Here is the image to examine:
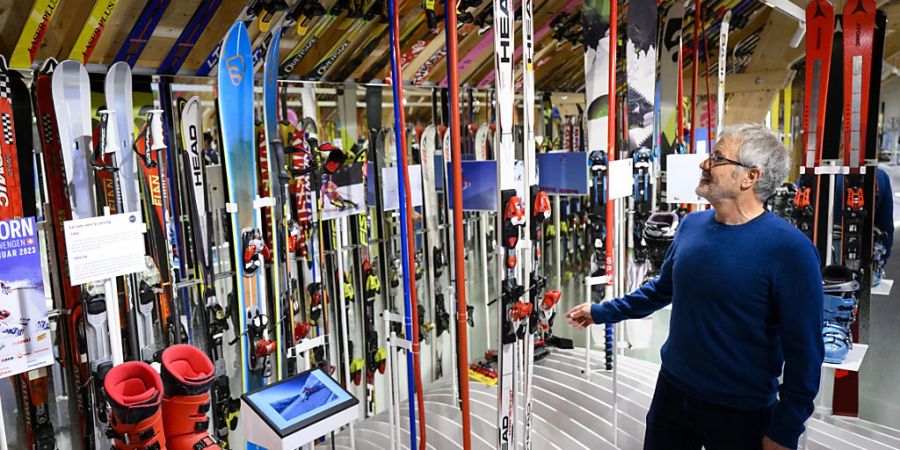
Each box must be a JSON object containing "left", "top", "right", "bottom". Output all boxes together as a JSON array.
[
  {"left": 64, "top": 213, "right": 146, "bottom": 286},
  {"left": 608, "top": 158, "right": 634, "bottom": 200},
  {"left": 666, "top": 153, "right": 710, "bottom": 205},
  {"left": 382, "top": 165, "right": 424, "bottom": 211}
]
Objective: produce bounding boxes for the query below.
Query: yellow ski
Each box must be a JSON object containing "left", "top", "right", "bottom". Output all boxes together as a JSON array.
[
  {"left": 68, "top": 0, "right": 120, "bottom": 63},
  {"left": 10, "top": 0, "right": 62, "bottom": 68}
]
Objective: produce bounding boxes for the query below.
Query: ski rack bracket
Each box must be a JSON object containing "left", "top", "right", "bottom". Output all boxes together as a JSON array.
[
  {"left": 383, "top": 309, "right": 414, "bottom": 450},
  {"left": 253, "top": 195, "right": 276, "bottom": 209}
]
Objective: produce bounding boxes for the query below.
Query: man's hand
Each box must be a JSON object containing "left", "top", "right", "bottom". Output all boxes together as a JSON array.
[
  {"left": 762, "top": 436, "right": 791, "bottom": 450},
  {"left": 565, "top": 303, "right": 595, "bottom": 329}
]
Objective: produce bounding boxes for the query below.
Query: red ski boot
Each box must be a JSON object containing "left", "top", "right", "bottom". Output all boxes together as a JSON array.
[
  {"left": 104, "top": 361, "right": 167, "bottom": 450},
  {"left": 160, "top": 345, "right": 221, "bottom": 450}
]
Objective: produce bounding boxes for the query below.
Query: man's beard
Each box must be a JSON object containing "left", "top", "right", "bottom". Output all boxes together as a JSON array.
[{"left": 696, "top": 176, "right": 739, "bottom": 202}]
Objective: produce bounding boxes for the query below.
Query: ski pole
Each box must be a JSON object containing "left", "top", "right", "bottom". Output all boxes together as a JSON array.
[{"left": 445, "top": 0, "right": 473, "bottom": 447}]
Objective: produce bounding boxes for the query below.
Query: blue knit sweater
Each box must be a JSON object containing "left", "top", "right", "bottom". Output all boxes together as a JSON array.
[{"left": 591, "top": 209, "right": 824, "bottom": 449}]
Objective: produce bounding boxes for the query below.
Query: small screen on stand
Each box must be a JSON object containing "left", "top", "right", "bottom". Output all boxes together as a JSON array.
[{"left": 243, "top": 368, "right": 357, "bottom": 437}]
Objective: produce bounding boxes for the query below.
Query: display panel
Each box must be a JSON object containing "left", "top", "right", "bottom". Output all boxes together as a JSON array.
[{"left": 242, "top": 368, "right": 358, "bottom": 437}]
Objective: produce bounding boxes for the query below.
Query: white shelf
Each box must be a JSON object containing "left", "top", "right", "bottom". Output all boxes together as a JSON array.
[
  {"left": 871, "top": 279, "right": 893, "bottom": 296},
  {"left": 823, "top": 343, "right": 868, "bottom": 372}
]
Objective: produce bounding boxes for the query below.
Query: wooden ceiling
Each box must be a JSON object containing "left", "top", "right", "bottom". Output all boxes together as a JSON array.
[
  {"left": 0, "top": 0, "right": 897, "bottom": 119},
  {"left": 0, "top": 0, "right": 766, "bottom": 83}
]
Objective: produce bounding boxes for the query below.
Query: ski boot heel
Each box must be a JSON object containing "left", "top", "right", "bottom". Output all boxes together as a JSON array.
[
  {"left": 823, "top": 323, "right": 852, "bottom": 364},
  {"left": 104, "top": 361, "right": 167, "bottom": 450},
  {"left": 160, "top": 345, "right": 221, "bottom": 450}
]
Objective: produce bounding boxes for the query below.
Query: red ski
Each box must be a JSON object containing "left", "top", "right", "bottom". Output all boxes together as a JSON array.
[
  {"left": 834, "top": 0, "right": 876, "bottom": 417},
  {"left": 793, "top": 0, "right": 834, "bottom": 245},
  {"left": 0, "top": 56, "right": 23, "bottom": 218}
]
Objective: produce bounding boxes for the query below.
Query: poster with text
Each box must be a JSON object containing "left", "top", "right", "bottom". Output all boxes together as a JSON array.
[{"left": 0, "top": 217, "right": 53, "bottom": 378}]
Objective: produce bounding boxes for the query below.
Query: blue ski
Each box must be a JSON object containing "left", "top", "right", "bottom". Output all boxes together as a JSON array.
[
  {"left": 217, "top": 21, "right": 261, "bottom": 395},
  {"left": 113, "top": 0, "right": 171, "bottom": 66},
  {"left": 158, "top": 0, "right": 224, "bottom": 74}
]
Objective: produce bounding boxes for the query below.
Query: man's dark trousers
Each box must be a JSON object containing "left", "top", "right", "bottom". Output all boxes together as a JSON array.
[{"left": 643, "top": 372, "right": 775, "bottom": 450}]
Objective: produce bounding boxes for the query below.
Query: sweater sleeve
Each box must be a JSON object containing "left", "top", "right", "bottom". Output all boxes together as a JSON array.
[
  {"left": 766, "top": 241, "right": 825, "bottom": 449},
  {"left": 590, "top": 228, "right": 677, "bottom": 324}
]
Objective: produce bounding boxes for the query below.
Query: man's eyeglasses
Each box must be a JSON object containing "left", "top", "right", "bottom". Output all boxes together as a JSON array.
[{"left": 707, "top": 152, "right": 755, "bottom": 169}]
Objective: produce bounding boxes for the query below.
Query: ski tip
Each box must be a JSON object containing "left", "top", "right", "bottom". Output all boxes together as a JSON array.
[{"left": 38, "top": 57, "right": 58, "bottom": 74}]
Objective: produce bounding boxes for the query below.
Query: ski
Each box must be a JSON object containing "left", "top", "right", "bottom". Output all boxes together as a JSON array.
[
  {"left": 0, "top": 56, "right": 23, "bottom": 219},
  {"left": 1, "top": 55, "right": 56, "bottom": 450},
  {"left": 52, "top": 59, "right": 120, "bottom": 449},
  {"left": 251, "top": 0, "right": 299, "bottom": 73},
  {"left": 716, "top": 10, "right": 731, "bottom": 139},
  {"left": 300, "top": 0, "right": 384, "bottom": 80},
  {"left": 279, "top": 0, "right": 350, "bottom": 75},
  {"left": 477, "top": 0, "right": 579, "bottom": 89},
  {"left": 197, "top": 0, "right": 266, "bottom": 76},
  {"left": 218, "top": 21, "right": 264, "bottom": 392},
  {"left": 491, "top": 0, "right": 528, "bottom": 446},
  {"left": 363, "top": 86, "right": 388, "bottom": 417},
  {"left": 32, "top": 58, "right": 97, "bottom": 448},
  {"left": 261, "top": 24, "right": 285, "bottom": 381},
  {"left": 626, "top": 0, "right": 657, "bottom": 272},
  {"left": 113, "top": 0, "right": 172, "bottom": 66},
  {"left": 9, "top": 0, "right": 61, "bottom": 68},
  {"left": 793, "top": 0, "right": 833, "bottom": 246},
  {"left": 657, "top": 0, "right": 683, "bottom": 204},
  {"left": 832, "top": 0, "right": 878, "bottom": 417},
  {"left": 409, "top": 5, "right": 491, "bottom": 86},
  {"left": 68, "top": 0, "right": 120, "bottom": 63},
  {"left": 158, "top": 0, "right": 225, "bottom": 74}
]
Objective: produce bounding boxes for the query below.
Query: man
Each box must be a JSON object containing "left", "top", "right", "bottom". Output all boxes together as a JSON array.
[{"left": 567, "top": 123, "right": 824, "bottom": 450}]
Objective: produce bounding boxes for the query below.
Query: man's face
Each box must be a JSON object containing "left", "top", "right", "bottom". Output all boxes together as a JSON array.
[{"left": 696, "top": 134, "right": 746, "bottom": 202}]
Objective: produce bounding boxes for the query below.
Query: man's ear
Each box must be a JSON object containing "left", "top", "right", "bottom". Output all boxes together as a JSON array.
[{"left": 743, "top": 168, "right": 762, "bottom": 190}]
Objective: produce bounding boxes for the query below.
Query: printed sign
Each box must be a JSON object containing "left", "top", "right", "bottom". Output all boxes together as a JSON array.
[
  {"left": 64, "top": 212, "right": 146, "bottom": 286},
  {"left": 0, "top": 217, "right": 53, "bottom": 378},
  {"left": 366, "top": 164, "right": 424, "bottom": 211}
]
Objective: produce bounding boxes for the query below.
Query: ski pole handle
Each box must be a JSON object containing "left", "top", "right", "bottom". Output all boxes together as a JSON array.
[{"left": 147, "top": 109, "right": 167, "bottom": 151}]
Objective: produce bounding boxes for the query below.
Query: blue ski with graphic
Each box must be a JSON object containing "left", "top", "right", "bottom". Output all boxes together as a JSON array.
[
  {"left": 217, "top": 22, "right": 262, "bottom": 396},
  {"left": 197, "top": 0, "right": 266, "bottom": 76},
  {"left": 113, "top": 0, "right": 171, "bottom": 66},
  {"left": 158, "top": 0, "right": 224, "bottom": 74}
]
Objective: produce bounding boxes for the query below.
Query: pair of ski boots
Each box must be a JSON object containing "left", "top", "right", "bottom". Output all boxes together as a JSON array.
[
  {"left": 822, "top": 265, "right": 859, "bottom": 364},
  {"left": 104, "top": 345, "right": 221, "bottom": 450}
]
